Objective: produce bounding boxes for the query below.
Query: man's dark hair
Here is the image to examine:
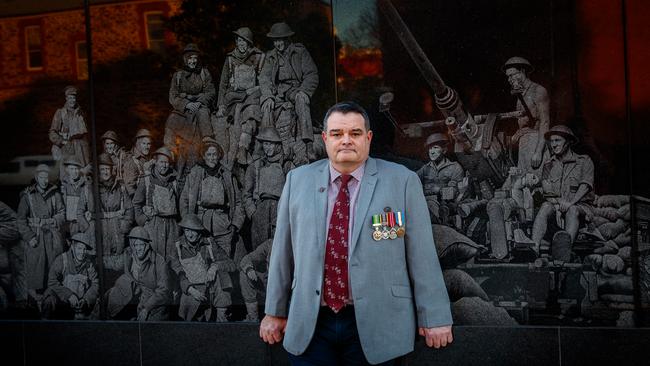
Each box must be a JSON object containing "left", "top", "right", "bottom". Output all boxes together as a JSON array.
[{"left": 322, "top": 101, "right": 371, "bottom": 132}]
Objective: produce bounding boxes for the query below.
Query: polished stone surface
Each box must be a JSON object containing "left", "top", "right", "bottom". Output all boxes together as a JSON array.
[{"left": 560, "top": 327, "right": 650, "bottom": 365}]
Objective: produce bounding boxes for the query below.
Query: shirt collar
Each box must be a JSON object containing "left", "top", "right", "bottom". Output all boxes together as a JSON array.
[{"left": 329, "top": 161, "right": 366, "bottom": 185}]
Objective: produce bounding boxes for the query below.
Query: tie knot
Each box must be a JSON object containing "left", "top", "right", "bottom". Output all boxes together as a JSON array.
[{"left": 340, "top": 174, "right": 352, "bottom": 187}]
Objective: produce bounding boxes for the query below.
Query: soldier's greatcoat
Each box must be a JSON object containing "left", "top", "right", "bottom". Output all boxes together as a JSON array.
[
  {"left": 49, "top": 106, "right": 91, "bottom": 175},
  {"left": 16, "top": 184, "right": 65, "bottom": 291},
  {"left": 121, "top": 147, "right": 151, "bottom": 197}
]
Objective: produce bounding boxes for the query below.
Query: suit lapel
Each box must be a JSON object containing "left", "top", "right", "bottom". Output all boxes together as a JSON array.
[
  {"left": 350, "top": 158, "right": 377, "bottom": 255},
  {"left": 314, "top": 161, "right": 330, "bottom": 249}
]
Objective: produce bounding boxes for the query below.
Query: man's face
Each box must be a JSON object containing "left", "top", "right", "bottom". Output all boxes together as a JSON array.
[
  {"left": 505, "top": 67, "right": 527, "bottom": 91},
  {"left": 203, "top": 146, "right": 219, "bottom": 167},
  {"left": 155, "top": 155, "right": 170, "bottom": 175},
  {"left": 71, "top": 241, "right": 87, "bottom": 262},
  {"left": 35, "top": 172, "right": 49, "bottom": 189},
  {"left": 236, "top": 37, "right": 249, "bottom": 53},
  {"left": 104, "top": 139, "right": 117, "bottom": 155},
  {"left": 183, "top": 228, "right": 201, "bottom": 243},
  {"left": 262, "top": 141, "right": 280, "bottom": 157},
  {"left": 549, "top": 135, "right": 569, "bottom": 156},
  {"left": 66, "top": 165, "right": 80, "bottom": 181},
  {"left": 428, "top": 144, "right": 445, "bottom": 162},
  {"left": 137, "top": 137, "right": 152, "bottom": 156},
  {"left": 65, "top": 94, "right": 77, "bottom": 107},
  {"left": 273, "top": 39, "right": 287, "bottom": 52},
  {"left": 99, "top": 165, "right": 112, "bottom": 182},
  {"left": 185, "top": 54, "right": 199, "bottom": 69},
  {"left": 322, "top": 111, "right": 372, "bottom": 170},
  {"left": 131, "top": 238, "right": 149, "bottom": 260}
]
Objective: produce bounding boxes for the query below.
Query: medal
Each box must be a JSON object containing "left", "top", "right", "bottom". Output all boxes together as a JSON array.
[
  {"left": 371, "top": 214, "right": 383, "bottom": 241},
  {"left": 395, "top": 211, "right": 406, "bottom": 237},
  {"left": 381, "top": 213, "right": 390, "bottom": 240},
  {"left": 387, "top": 211, "right": 398, "bottom": 239}
]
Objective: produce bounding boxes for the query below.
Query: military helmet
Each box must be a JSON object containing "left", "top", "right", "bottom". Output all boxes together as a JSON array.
[
  {"left": 100, "top": 130, "right": 120, "bottom": 143},
  {"left": 502, "top": 56, "right": 534, "bottom": 73},
  {"left": 179, "top": 214, "right": 207, "bottom": 232},
  {"left": 63, "top": 157, "right": 83, "bottom": 167},
  {"left": 183, "top": 43, "right": 201, "bottom": 55},
  {"left": 256, "top": 127, "right": 282, "bottom": 143},
  {"left": 71, "top": 232, "right": 94, "bottom": 250},
  {"left": 153, "top": 147, "right": 174, "bottom": 161},
  {"left": 233, "top": 27, "right": 254, "bottom": 45},
  {"left": 64, "top": 85, "right": 78, "bottom": 96},
  {"left": 201, "top": 137, "right": 224, "bottom": 158},
  {"left": 34, "top": 164, "right": 50, "bottom": 175},
  {"left": 267, "top": 22, "right": 295, "bottom": 38},
  {"left": 424, "top": 133, "right": 449, "bottom": 148},
  {"left": 134, "top": 128, "right": 153, "bottom": 141},
  {"left": 128, "top": 227, "right": 151, "bottom": 242},
  {"left": 97, "top": 153, "right": 114, "bottom": 167},
  {"left": 544, "top": 125, "right": 577, "bottom": 144}
]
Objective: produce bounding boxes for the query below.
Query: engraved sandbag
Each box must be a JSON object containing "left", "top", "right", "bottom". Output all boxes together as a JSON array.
[
  {"left": 200, "top": 175, "right": 225, "bottom": 206},
  {"left": 152, "top": 184, "right": 177, "bottom": 216},
  {"left": 233, "top": 63, "right": 256, "bottom": 91},
  {"left": 259, "top": 164, "right": 285, "bottom": 198}
]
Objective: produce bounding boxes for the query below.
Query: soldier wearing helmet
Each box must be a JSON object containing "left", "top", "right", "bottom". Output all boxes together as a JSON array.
[
  {"left": 416, "top": 133, "right": 465, "bottom": 224},
  {"left": 503, "top": 56, "right": 550, "bottom": 175},
  {"left": 216, "top": 27, "right": 265, "bottom": 180},
  {"left": 531, "top": 125, "right": 594, "bottom": 261},
  {"left": 121, "top": 128, "right": 154, "bottom": 197},
  {"left": 259, "top": 22, "right": 319, "bottom": 165},
  {"left": 60, "top": 157, "right": 91, "bottom": 236},
  {"left": 170, "top": 214, "right": 236, "bottom": 322},
  {"left": 105, "top": 226, "right": 172, "bottom": 320}
]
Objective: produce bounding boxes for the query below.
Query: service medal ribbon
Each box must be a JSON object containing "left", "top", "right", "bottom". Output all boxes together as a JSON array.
[
  {"left": 380, "top": 213, "right": 390, "bottom": 240},
  {"left": 387, "top": 211, "right": 398, "bottom": 239},
  {"left": 396, "top": 211, "right": 406, "bottom": 238},
  {"left": 371, "top": 214, "right": 382, "bottom": 241}
]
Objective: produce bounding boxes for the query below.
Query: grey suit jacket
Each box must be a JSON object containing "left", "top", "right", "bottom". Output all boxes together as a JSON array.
[{"left": 265, "top": 157, "right": 452, "bottom": 364}]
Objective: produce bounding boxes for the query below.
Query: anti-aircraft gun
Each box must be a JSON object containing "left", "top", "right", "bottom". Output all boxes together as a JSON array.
[{"left": 377, "top": 0, "right": 522, "bottom": 191}]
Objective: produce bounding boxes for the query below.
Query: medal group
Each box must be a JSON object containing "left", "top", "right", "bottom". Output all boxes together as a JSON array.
[{"left": 371, "top": 210, "right": 405, "bottom": 241}]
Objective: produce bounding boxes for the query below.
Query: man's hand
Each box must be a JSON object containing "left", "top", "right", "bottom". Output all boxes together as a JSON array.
[
  {"left": 68, "top": 294, "right": 79, "bottom": 308},
  {"left": 262, "top": 99, "right": 274, "bottom": 114},
  {"left": 188, "top": 286, "right": 207, "bottom": 302},
  {"left": 419, "top": 325, "right": 453, "bottom": 349},
  {"left": 246, "top": 268, "right": 258, "bottom": 282},
  {"left": 186, "top": 102, "right": 200, "bottom": 113},
  {"left": 216, "top": 105, "right": 226, "bottom": 117},
  {"left": 260, "top": 315, "right": 287, "bottom": 344},
  {"left": 531, "top": 151, "right": 542, "bottom": 169},
  {"left": 558, "top": 199, "right": 572, "bottom": 213},
  {"left": 137, "top": 308, "right": 149, "bottom": 321},
  {"left": 143, "top": 206, "right": 154, "bottom": 218},
  {"left": 29, "top": 237, "right": 38, "bottom": 248},
  {"left": 206, "top": 265, "right": 218, "bottom": 282}
]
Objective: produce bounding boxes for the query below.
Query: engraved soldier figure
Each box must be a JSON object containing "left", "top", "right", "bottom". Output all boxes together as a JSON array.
[
  {"left": 166, "top": 43, "right": 216, "bottom": 185},
  {"left": 16, "top": 164, "right": 65, "bottom": 302},
  {"left": 100, "top": 130, "right": 127, "bottom": 178},
  {"left": 503, "top": 57, "right": 550, "bottom": 175},
  {"left": 242, "top": 127, "right": 292, "bottom": 249},
  {"left": 132, "top": 147, "right": 180, "bottom": 261},
  {"left": 239, "top": 234, "right": 273, "bottom": 322},
  {"left": 532, "top": 125, "right": 594, "bottom": 261},
  {"left": 60, "top": 157, "right": 91, "bottom": 236},
  {"left": 105, "top": 227, "right": 171, "bottom": 321},
  {"left": 217, "top": 27, "right": 265, "bottom": 181},
  {"left": 180, "top": 138, "right": 246, "bottom": 267},
  {"left": 49, "top": 86, "right": 91, "bottom": 179},
  {"left": 41, "top": 233, "right": 98, "bottom": 320},
  {"left": 416, "top": 133, "right": 465, "bottom": 224},
  {"left": 0, "top": 201, "right": 26, "bottom": 305},
  {"left": 121, "top": 129, "right": 154, "bottom": 197},
  {"left": 259, "top": 22, "right": 319, "bottom": 166},
  {"left": 77, "top": 154, "right": 133, "bottom": 285},
  {"left": 170, "top": 214, "right": 236, "bottom": 322}
]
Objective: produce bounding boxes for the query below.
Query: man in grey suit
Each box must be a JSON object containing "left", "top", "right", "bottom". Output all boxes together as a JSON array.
[{"left": 260, "top": 101, "right": 453, "bottom": 365}]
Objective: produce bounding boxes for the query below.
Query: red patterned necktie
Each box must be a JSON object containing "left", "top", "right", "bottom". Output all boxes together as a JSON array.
[{"left": 324, "top": 174, "right": 352, "bottom": 312}]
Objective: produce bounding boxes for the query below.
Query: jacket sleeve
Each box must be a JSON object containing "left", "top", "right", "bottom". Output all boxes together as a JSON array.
[
  {"left": 46, "top": 255, "right": 74, "bottom": 300},
  {"left": 120, "top": 190, "right": 135, "bottom": 235},
  {"left": 49, "top": 110, "right": 64, "bottom": 146},
  {"left": 76, "top": 185, "right": 92, "bottom": 233},
  {"left": 169, "top": 71, "right": 188, "bottom": 111},
  {"left": 197, "top": 68, "right": 216, "bottom": 107},
  {"left": 297, "top": 47, "right": 319, "bottom": 97},
  {"left": 142, "top": 256, "right": 171, "bottom": 312},
  {"left": 217, "top": 59, "right": 230, "bottom": 108},
  {"left": 82, "top": 261, "right": 99, "bottom": 306},
  {"left": 404, "top": 171, "right": 453, "bottom": 328},
  {"left": 242, "top": 163, "right": 256, "bottom": 218},
  {"left": 264, "top": 171, "right": 294, "bottom": 317},
  {"left": 53, "top": 192, "right": 66, "bottom": 228},
  {"left": 259, "top": 53, "right": 274, "bottom": 103},
  {"left": 0, "top": 202, "right": 20, "bottom": 245},
  {"left": 16, "top": 192, "right": 36, "bottom": 242},
  {"left": 132, "top": 179, "right": 148, "bottom": 226},
  {"left": 179, "top": 174, "right": 190, "bottom": 217},
  {"left": 229, "top": 174, "right": 246, "bottom": 230}
]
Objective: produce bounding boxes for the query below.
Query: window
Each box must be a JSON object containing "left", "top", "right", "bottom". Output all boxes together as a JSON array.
[
  {"left": 76, "top": 41, "right": 88, "bottom": 80},
  {"left": 24, "top": 25, "right": 43, "bottom": 70},
  {"left": 145, "top": 12, "right": 165, "bottom": 53}
]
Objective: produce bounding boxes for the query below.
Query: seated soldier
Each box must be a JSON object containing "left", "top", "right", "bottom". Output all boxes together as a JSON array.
[
  {"left": 105, "top": 227, "right": 171, "bottom": 321},
  {"left": 41, "top": 232, "right": 98, "bottom": 319},
  {"left": 238, "top": 224, "right": 275, "bottom": 321},
  {"left": 532, "top": 125, "right": 594, "bottom": 261},
  {"left": 416, "top": 133, "right": 465, "bottom": 224},
  {"left": 171, "top": 214, "right": 236, "bottom": 322}
]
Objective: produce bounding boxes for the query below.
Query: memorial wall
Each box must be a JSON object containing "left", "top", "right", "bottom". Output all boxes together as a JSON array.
[{"left": 0, "top": 0, "right": 648, "bottom": 331}]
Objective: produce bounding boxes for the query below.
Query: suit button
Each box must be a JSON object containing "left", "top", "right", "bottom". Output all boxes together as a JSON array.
[{"left": 316, "top": 290, "right": 320, "bottom": 295}]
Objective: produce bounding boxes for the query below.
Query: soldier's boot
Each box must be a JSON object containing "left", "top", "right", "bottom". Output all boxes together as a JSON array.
[
  {"left": 551, "top": 230, "right": 573, "bottom": 262},
  {"left": 215, "top": 307, "right": 228, "bottom": 322},
  {"left": 244, "top": 302, "right": 259, "bottom": 322}
]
